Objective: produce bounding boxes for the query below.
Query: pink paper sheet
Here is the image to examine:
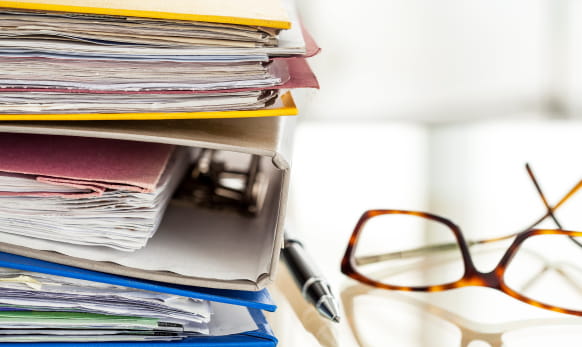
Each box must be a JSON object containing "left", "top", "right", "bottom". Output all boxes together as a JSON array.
[{"left": 0, "top": 133, "right": 174, "bottom": 198}]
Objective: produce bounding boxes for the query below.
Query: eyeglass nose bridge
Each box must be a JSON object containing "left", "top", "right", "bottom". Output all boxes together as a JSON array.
[
  {"left": 459, "top": 267, "right": 503, "bottom": 291},
  {"left": 452, "top": 229, "right": 530, "bottom": 292}
]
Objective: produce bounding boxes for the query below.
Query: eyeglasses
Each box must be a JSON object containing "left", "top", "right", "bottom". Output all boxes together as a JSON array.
[{"left": 341, "top": 164, "right": 582, "bottom": 316}]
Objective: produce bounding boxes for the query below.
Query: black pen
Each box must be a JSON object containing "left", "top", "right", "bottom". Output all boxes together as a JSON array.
[{"left": 281, "top": 230, "right": 341, "bottom": 323}]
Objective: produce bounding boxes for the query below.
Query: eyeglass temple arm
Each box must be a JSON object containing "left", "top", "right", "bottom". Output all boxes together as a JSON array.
[
  {"left": 355, "top": 243, "right": 455, "bottom": 266},
  {"left": 354, "top": 235, "right": 518, "bottom": 266},
  {"left": 525, "top": 163, "right": 582, "bottom": 249},
  {"left": 524, "top": 163, "right": 564, "bottom": 229}
]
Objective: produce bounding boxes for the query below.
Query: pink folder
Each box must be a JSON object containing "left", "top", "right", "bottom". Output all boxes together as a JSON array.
[{"left": 0, "top": 133, "right": 174, "bottom": 198}]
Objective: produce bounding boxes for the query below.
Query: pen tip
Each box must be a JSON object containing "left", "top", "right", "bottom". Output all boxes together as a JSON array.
[{"left": 318, "top": 296, "right": 341, "bottom": 323}]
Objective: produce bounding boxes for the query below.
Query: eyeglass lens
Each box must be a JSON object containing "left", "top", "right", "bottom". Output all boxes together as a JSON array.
[{"left": 353, "top": 213, "right": 464, "bottom": 287}]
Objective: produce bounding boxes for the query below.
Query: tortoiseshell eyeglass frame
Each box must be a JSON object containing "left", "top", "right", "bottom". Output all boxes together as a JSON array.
[{"left": 341, "top": 164, "right": 582, "bottom": 317}]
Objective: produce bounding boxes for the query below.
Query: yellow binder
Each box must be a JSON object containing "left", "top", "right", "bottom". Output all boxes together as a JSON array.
[
  {"left": 0, "top": 92, "right": 298, "bottom": 121},
  {"left": 0, "top": 0, "right": 291, "bottom": 29}
]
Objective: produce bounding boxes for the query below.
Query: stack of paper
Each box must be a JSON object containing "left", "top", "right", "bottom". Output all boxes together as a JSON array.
[
  {"left": 0, "top": 0, "right": 319, "bottom": 119},
  {"left": 0, "top": 251, "right": 278, "bottom": 344},
  {"left": 0, "top": 133, "right": 188, "bottom": 251},
  {"left": 0, "top": 9, "right": 282, "bottom": 48},
  {"left": 0, "top": 266, "right": 212, "bottom": 342}
]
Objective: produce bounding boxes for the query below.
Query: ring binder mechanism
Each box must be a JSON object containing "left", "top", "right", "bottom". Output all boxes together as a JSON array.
[{"left": 176, "top": 149, "right": 268, "bottom": 217}]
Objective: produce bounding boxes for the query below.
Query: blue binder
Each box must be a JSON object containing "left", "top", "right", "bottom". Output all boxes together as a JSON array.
[{"left": 0, "top": 251, "right": 278, "bottom": 346}]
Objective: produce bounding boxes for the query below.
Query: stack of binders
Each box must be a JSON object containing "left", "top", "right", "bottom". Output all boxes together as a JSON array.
[{"left": 0, "top": 0, "right": 319, "bottom": 345}]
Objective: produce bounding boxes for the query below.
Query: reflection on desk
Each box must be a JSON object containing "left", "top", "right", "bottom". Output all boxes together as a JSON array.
[
  {"left": 267, "top": 262, "right": 358, "bottom": 347},
  {"left": 342, "top": 281, "right": 582, "bottom": 347},
  {"left": 265, "top": 285, "right": 321, "bottom": 347}
]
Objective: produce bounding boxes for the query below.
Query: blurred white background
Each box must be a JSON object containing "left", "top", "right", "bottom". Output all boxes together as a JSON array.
[{"left": 294, "top": 0, "right": 581, "bottom": 122}]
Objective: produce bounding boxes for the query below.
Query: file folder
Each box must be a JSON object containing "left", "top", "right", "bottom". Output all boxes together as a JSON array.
[
  {"left": 0, "top": 92, "right": 299, "bottom": 122},
  {"left": 0, "top": 116, "right": 294, "bottom": 292},
  {"left": 0, "top": 251, "right": 278, "bottom": 346},
  {"left": 0, "top": 0, "right": 292, "bottom": 29}
]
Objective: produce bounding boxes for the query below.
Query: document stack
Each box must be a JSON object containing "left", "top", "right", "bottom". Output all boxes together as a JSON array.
[
  {"left": 0, "top": 0, "right": 319, "bottom": 120},
  {"left": 0, "top": 0, "right": 319, "bottom": 345}
]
